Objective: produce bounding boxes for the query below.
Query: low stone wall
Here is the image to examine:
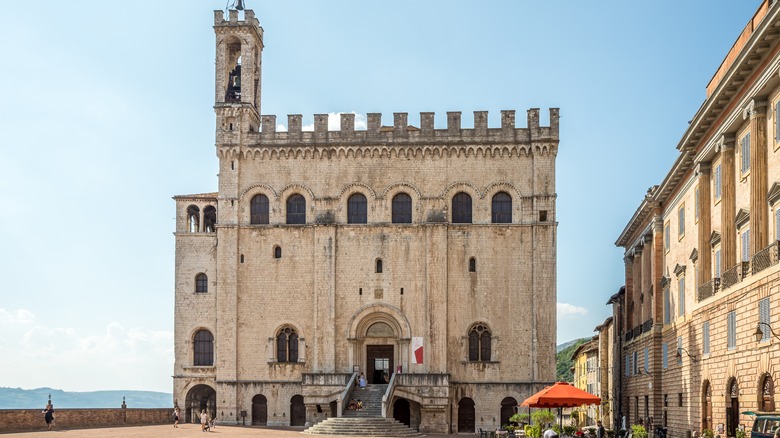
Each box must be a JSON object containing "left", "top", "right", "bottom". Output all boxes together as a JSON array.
[{"left": 0, "top": 407, "right": 171, "bottom": 434}]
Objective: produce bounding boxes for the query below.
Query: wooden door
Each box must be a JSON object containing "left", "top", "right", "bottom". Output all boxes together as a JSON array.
[
  {"left": 252, "top": 394, "right": 267, "bottom": 425},
  {"left": 290, "top": 395, "right": 306, "bottom": 426},
  {"left": 458, "top": 398, "right": 476, "bottom": 433},
  {"left": 366, "top": 345, "right": 394, "bottom": 384}
]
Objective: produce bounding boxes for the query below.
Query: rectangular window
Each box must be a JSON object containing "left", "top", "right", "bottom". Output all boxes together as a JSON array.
[
  {"left": 703, "top": 321, "right": 710, "bottom": 355},
  {"left": 678, "top": 393, "right": 683, "bottom": 407},
  {"left": 679, "top": 204, "right": 685, "bottom": 238},
  {"left": 776, "top": 101, "right": 780, "bottom": 142},
  {"left": 741, "top": 133, "right": 751, "bottom": 174},
  {"left": 742, "top": 229, "right": 750, "bottom": 262},
  {"left": 695, "top": 187, "right": 700, "bottom": 222},
  {"left": 678, "top": 276, "right": 685, "bottom": 316},
  {"left": 715, "top": 249, "right": 722, "bottom": 277},
  {"left": 633, "top": 351, "right": 639, "bottom": 375},
  {"left": 677, "top": 336, "right": 683, "bottom": 365},
  {"left": 665, "top": 222, "right": 671, "bottom": 252},
  {"left": 664, "top": 288, "right": 671, "bottom": 324},
  {"left": 727, "top": 311, "right": 737, "bottom": 350},
  {"left": 626, "top": 354, "right": 630, "bottom": 376},
  {"left": 644, "top": 348, "right": 649, "bottom": 373},
  {"left": 715, "top": 164, "right": 722, "bottom": 200},
  {"left": 662, "top": 343, "right": 668, "bottom": 369},
  {"left": 759, "top": 297, "right": 770, "bottom": 343}
]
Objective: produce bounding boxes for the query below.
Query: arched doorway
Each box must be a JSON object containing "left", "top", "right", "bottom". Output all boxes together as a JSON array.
[
  {"left": 702, "top": 381, "right": 712, "bottom": 432},
  {"left": 759, "top": 373, "right": 775, "bottom": 412},
  {"left": 458, "top": 398, "right": 476, "bottom": 433},
  {"left": 393, "top": 398, "right": 411, "bottom": 426},
  {"left": 185, "top": 384, "right": 216, "bottom": 424},
  {"left": 365, "top": 322, "right": 395, "bottom": 384},
  {"left": 726, "top": 378, "right": 739, "bottom": 437},
  {"left": 252, "top": 394, "right": 267, "bottom": 425},
  {"left": 501, "top": 397, "right": 518, "bottom": 426},
  {"left": 290, "top": 395, "right": 306, "bottom": 426}
]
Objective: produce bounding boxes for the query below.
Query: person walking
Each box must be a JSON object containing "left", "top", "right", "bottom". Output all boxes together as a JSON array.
[
  {"left": 42, "top": 404, "right": 55, "bottom": 431},
  {"left": 597, "top": 421, "right": 605, "bottom": 438},
  {"left": 200, "top": 409, "right": 208, "bottom": 432},
  {"left": 173, "top": 406, "right": 180, "bottom": 428},
  {"left": 359, "top": 372, "right": 367, "bottom": 389}
]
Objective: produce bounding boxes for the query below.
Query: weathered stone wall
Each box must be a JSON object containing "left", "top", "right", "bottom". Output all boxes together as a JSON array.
[{"left": 0, "top": 408, "right": 170, "bottom": 433}]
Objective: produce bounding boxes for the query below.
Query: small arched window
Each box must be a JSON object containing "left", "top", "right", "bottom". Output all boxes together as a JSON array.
[
  {"left": 286, "top": 194, "right": 306, "bottom": 225},
  {"left": 274, "top": 246, "right": 282, "bottom": 259},
  {"left": 376, "top": 259, "right": 383, "bottom": 273},
  {"left": 468, "top": 324, "right": 491, "bottom": 362},
  {"left": 195, "top": 273, "right": 208, "bottom": 293},
  {"left": 760, "top": 373, "right": 775, "bottom": 412},
  {"left": 187, "top": 205, "right": 200, "bottom": 233},
  {"left": 193, "top": 329, "right": 214, "bottom": 366},
  {"left": 203, "top": 206, "right": 217, "bottom": 233},
  {"left": 491, "top": 192, "right": 512, "bottom": 223},
  {"left": 392, "top": 193, "right": 412, "bottom": 224},
  {"left": 348, "top": 193, "right": 368, "bottom": 224},
  {"left": 452, "top": 192, "right": 472, "bottom": 224},
  {"left": 277, "top": 327, "right": 299, "bottom": 363},
  {"left": 251, "top": 194, "right": 270, "bottom": 224},
  {"left": 469, "top": 257, "right": 476, "bottom": 273}
]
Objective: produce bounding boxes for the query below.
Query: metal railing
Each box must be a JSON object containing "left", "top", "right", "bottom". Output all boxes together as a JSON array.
[
  {"left": 698, "top": 278, "right": 720, "bottom": 301},
  {"left": 753, "top": 241, "right": 780, "bottom": 274},
  {"left": 643, "top": 319, "right": 653, "bottom": 333},
  {"left": 722, "top": 265, "right": 740, "bottom": 290}
]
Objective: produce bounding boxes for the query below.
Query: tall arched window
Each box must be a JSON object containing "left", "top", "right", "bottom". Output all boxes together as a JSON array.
[
  {"left": 347, "top": 193, "right": 368, "bottom": 224},
  {"left": 376, "top": 259, "right": 383, "bottom": 273},
  {"left": 277, "top": 327, "right": 299, "bottom": 363},
  {"left": 392, "top": 193, "right": 412, "bottom": 224},
  {"left": 187, "top": 205, "right": 200, "bottom": 233},
  {"left": 702, "top": 380, "right": 712, "bottom": 432},
  {"left": 469, "top": 257, "right": 476, "bottom": 273},
  {"left": 760, "top": 373, "right": 775, "bottom": 412},
  {"left": 251, "top": 194, "right": 270, "bottom": 224},
  {"left": 491, "top": 192, "right": 512, "bottom": 223},
  {"left": 195, "top": 273, "right": 208, "bottom": 293},
  {"left": 452, "top": 192, "right": 472, "bottom": 223},
  {"left": 203, "top": 206, "right": 217, "bottom": 233},
  {"left": 286, "top": 194, "right": 306, "bottom": 225},
  {"left": 468, "top": 324, "right": 491, "bottom": 361},
  {"left": 193, "top": 330, "right": 214, "bottom": 366}
]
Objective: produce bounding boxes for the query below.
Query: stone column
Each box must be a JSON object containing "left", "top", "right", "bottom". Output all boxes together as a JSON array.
[
  {"left": 697, "top": 162, "right": 712, "bottom": 284},
  {"left": 719, "top": 134, "right": 737, "bottom": 270},
  {"left": 651, "top": 210, "right": 664, "bottom": 325},
  {"left": 745, "top": 98, "right": 769, "bottom": 254}
]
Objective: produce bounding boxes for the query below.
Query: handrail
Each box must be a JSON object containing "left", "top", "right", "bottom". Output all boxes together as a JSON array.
[
  {"left": 381, "top": 372, "right": 398, "bottom": 417},
  {"left": 336, "top": 372, "right": 358, "bottom": 417}
]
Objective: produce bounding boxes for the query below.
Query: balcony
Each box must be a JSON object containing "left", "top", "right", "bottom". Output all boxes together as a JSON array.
[
  {"left": 698, "top": 277, "right": 720, "bottom": 301},
  {"left": 722, "top": 264, "right": 740, "bottom": 289},
  {"left": 752, "top": 241, "right": 780, "bottom": 274},
  {"left": 643, "top": 319, "right": 653, "bottom": 333},
  {"left": 625, "top": 331, "right": 633, "bottom": 342}
]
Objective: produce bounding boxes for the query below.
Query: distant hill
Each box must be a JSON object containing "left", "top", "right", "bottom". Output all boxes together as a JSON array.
[
  {"left": 556, "top": 338, "right": 589, "bottom": 382},
  {"left": 0, "top": 387, "right": 172, "bottom": 409}
]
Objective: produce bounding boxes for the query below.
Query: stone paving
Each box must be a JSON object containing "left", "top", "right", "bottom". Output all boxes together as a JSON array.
[{"left": 5, "top": 423, "right": 457, "bottom": 437}]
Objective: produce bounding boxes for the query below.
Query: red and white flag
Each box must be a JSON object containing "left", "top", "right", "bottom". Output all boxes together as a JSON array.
[{"left": 411, "top": 337, "right": 423, "bottom": 364}]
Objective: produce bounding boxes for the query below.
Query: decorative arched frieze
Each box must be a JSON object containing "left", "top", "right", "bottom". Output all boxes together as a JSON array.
[
  {"left": 442, "top": 181, "right": 481, "bottom": 200},
  {"left": 338, "top": 182, "right": 377, "bottom": 201},
  {"left": 382, "top": 182, "right": 422, "bottom": 201},
  {"left": 240, "top": 184, "right": 278, "bottom": 201},
  {"left": 278, "top": 183, "right": 316, "bottom": 205},
  {"left": 482, "top": 181, "right": 522, "bottom": 200}
]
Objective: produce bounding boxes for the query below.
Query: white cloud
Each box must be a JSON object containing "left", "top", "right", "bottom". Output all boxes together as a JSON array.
[
  {"left": 0, "top": 308, "right": 35, "bottom": 325},
  {"left": 557, "top": 302, "right": 588, "bottom": 317}
]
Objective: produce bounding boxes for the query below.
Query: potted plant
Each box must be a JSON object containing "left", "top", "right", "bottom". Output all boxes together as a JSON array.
[
  {"left": 702, "top": 429, "right": 715, "bottom": 438},
  {"left": 632, "top": 425, "right": 648, "bottom": 438}
]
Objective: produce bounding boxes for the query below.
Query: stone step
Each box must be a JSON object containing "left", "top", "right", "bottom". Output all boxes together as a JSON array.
[{"left": 304, "top": 417, "right": 421, "bottom": 437}]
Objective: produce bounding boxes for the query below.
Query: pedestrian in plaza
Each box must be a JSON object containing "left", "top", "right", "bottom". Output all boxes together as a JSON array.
[
  {"left": 544, "top": 427, "right": 559, "bottom": 438},
  {"left": 200, "top": 409, "right": 208, "bottom": 432},
  {"left": 173, "top": 406, "right": 180, "bottom": 428},
  {"left": 597, "top": 421, "right": 605, "bottom": 438},
  {"left": 42, "top": 403, "right": 55, "bottom": 431},
  {"left": 359, "top": 372, "right": 367, "bottom": 389}
]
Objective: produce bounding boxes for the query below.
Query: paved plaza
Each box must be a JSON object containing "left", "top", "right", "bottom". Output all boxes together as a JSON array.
[{"left": 5, "top": 424, "right": 455, "bottom": 437}]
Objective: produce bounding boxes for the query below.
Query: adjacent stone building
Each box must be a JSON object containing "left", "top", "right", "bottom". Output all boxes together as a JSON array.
[
  {"left": 613, "top": 1, "right": 780, "bottom": 436},
  {"left": 172, "top": 8, "right": 559, "bottom": 434}
]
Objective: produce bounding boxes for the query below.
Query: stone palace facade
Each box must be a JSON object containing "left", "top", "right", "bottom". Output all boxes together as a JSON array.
[{"left": 172, "top": 8, "right": 559, "bottom": 434}]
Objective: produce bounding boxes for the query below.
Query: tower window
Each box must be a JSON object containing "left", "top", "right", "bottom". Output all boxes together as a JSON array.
[
  {"left": 251, "top": 194, "right": 270, "bottom": 224},
  {"left": 491, "top": 192, "right": 512, "bottom": 223},
  {"left": 187, "top": 205, "right": 200, "bottom": 233},
  {"left": 193, "top": 329, "right": 214, "bottom": 366},
  {"left": 539, "top": 210, "right": 548, "bottom": 222},
  {"left": 195, "top": 273, "right": 208, "bottom": 293},
  {"left": 347, "top": 193, "right": 368, "bottom": 224},
  {"left": 468, "top": 324, "right": 491, "bottom": 362},
  {"left": 392, "top": 193, "right": 412, "bottom": 224},
  {"left": 276, "top": 327, "right": 299, "bottom": 363},
  {"left": 286, "top": 194, "right": 306, "bottom": 225},
  {"left": 469, "top": 257, "right": 476, "bottom": 273},
  {"left": 203, "top": 206, "right": 217, "bottom": 233},
  {"left": 452, "top": 192, "right": 472, "bottom": 224},
  {"left": 274, "top": 246, "right": 282, "bottom": 259},
  {"left": 376, "top": 259, "right": 383, "bottom": 273}
]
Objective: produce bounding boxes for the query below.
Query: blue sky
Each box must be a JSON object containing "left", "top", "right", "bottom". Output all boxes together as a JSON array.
[{"left": 0, "top": 1, "right": 760, "bottom": 393}]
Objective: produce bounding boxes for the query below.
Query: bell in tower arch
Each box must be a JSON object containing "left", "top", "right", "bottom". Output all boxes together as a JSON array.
[{"left": 226, "top": 64, "right": 241, "bottom": 102}]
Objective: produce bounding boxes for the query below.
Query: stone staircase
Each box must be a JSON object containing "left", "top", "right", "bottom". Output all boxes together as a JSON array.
[{"left": 303, "top": 384, "right": 421, "bottom": 437}]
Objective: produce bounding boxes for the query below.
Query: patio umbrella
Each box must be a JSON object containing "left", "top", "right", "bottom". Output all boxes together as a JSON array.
[{"left": 521, "top": 382, "right": 602, "bottom": 430}]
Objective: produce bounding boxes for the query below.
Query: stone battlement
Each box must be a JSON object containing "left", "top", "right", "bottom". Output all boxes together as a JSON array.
[
  {"left": 255, "top": 108, "right": 559, "bottom": 143},
  {"left": 214, "top": 9, "right": 261, "bottom": 29}
]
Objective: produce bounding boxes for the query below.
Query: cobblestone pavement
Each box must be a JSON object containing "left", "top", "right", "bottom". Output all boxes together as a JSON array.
[{"left": 5, "top": 423, "right": 456, "bottom": 437}]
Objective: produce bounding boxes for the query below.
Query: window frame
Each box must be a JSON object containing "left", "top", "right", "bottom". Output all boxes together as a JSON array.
[
  {"left": 452, "top": 192, "right": 473, "bottom": 224},
  {"left": 664, "top": 221, "right": 671, "bottom": 253},
  {"left": 347, "top": 193, "right": 368, "bottom": 224},
  {"left": 250, "top": 194, "right": 270, "bottom": 224},
  {"left": 678, "top": 204, "right": 685, "bottom": 239},
  {"left": 491, "top": 192, "right": 512, "bottom": 224},
  {"left": 195, "top": 273, "right": 208, "bottom": 293},
  {"left": 468, "top": 324, "right": 491, "bottom": 362},
  {"left": 193, "top": 329, "right": 214, "bottom": 366},
  {"left": 714, "top": 164, "right": 722, "bottom": 200},
  {"left": 391, "top": 192, "right": 412, "bottom": 224},
  {"left": 703, "top": 321, "right": 710, "bottom": 355},
  {"left": 727, "top": 311, "right": 737, "bottom": 350},
  {"left": 276, "top": 327, "right": 299, "bottom": 363},
  {"left": 759, "top": 297, "right": 771, "bottom": 343},
  {"left": 286, "top": 194, "right": 306, "bottom": 225},
  {"left": 678, "top": 276, "right": 685, "bottom": 317}
]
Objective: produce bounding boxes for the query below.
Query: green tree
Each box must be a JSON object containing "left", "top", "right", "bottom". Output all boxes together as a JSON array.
[{"left": 556, "top": 338, "right": 589, "bottom": 382}]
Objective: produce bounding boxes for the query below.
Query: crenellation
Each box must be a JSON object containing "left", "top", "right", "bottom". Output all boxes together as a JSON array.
[
  {"left": 421, "top": 112, "right": 435, "bottom": 135},
  {"left": 314, "top": 114, "right": 328, "bottom": 137},
  {"left": 288, "top": 114, "right": 302, "bottom": 136},
  {"left": 474, "top": 111, "right": 488, "bottom": 135},
  {"left": 261, "top": 115, "right": 276, "bottom": 134},
  {"left": 501, "top": 110, "right": 516, "bottom": 131},
  {"left": 367, "top": 113, "right": 381, "bottom": 134},
  {"left": 393, "top": 112, "right": 408, "bottom": 137},
  {"left": 447, "top": 111, "right": 461, "bottom": 133},
  {"left": 340, "top": 113, "right": 354, "bottom": 133}
]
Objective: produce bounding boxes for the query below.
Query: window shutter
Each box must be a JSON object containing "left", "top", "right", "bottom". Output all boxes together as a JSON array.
[
  {"left": 776, "top": 209, "right": 780, "bottom": 241},
  {"left": 677, "top": 336, "right": 683, "bottom": 365},
  {"left": 715, "top": 165, "right": 722, "bottom": 199},
  {"left": 644, "top": 348, "right": 649, "bottom": 372},
  {"left": 760, "top": 297, "right": 770, "bottom": 342},
  {"left": 662, "top": 344, "right": 668, "bottom": 369},
  {"left": 703, "top": 322, "right": 710, "bottom": 355},
  {"left": 727, "top": 311, "right": 736, "bottom": 350},
  {"left": 664, "top": 288, "right": 670, "bottom": 324},
  {"left": 625, "top": 354, "right": 630, "bottom": 376},
  {"left": 679, "top": 277, "right": 685, "bottom": 316}
]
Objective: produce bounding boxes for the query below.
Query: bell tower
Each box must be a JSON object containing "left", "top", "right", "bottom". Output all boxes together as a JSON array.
[{"left": 213, "top": 7, "right": 263, "bottom": 136}]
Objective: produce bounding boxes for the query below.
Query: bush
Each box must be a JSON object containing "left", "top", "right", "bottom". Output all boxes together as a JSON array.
[
  {"left": 512, "top": 413, "right": 530, "bottom": 425},
  {"left": 631, "top": 425, "right": 648, "bottom": 438},
  {"left": 563, "top": 426, "right": 577, "bottom": 436},
  {"left": 702, "top": 429, "right": 715, "bottom": 438},
  {"left": 736, "top": 430, "right": 745, "bottom": 438},
  {"left": 526, "top": 424, "right": 542, "bottom": 438}
]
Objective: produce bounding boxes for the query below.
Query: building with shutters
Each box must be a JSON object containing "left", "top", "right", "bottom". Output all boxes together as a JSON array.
[
  {"left": 171, "top": 7, "right": 559, "bottom": 434},
  {"left": 612, "top": 1, "right": 780, "bottom": 437}
]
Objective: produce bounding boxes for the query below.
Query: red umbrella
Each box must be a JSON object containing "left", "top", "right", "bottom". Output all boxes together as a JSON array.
[
  {"left": 521, "top": 382, "right": 601, "bottom": 408},
  {"left": 521, "top": 382, "right": 601, "bottom": 429}
]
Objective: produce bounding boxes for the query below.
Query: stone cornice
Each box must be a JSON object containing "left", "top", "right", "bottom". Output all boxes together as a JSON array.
[
  {"left": 743, "top": 97, "right": 769, "bottom": 120},
  {"left": 767, "top": 181, "right": 780, "bottom": 205}
]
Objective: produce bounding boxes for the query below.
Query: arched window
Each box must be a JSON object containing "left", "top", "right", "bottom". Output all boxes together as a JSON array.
[
  {"left": 392, "top": 193, "right": 412, "bottom": 224},
  {"left": 274, "top": 246, "right": 282, "bottom": 259},
  {"left": 193, "top": 330, "right": 214, "bottom": 366},
  {"left": 469, "top": 257, "right": 476, "bottom": 273},
  {"left": 500, "top": 397, "right": 518, "bottom": 427},
  {"left": 468, "top": 324, "right": 491, "bottom": 361},
  {"left": 452, "top": 192, "right": 472, "bottom": 224},
  {"left": 203, "top": 206, "right": 217, "bottom": 233},
  {"left": 376, "top": 259, "right": 383, "bottom": 273},
  {"left": 347, "top": 193, "right": 368, "bottom": 224},
  {"left": 760, "top": 373, "right": 775, "bottom": 412},
  {"left": 492, "top": 192, "right": 512, "bottom": 223},
  {"left": 286, "top": 194, "right": 306, "bottom": 225},
  {"left": 702, "top": 380, "right": 712, "bottom": 432},
  {"left": 187, "top": 205, "right": 200, "bottom": 233},
  {"left": 195, "top": 273, "right": 208, "bottom": 293},
  {"left": 251, "top": 194, "right": 270, "bottom": 224},
  {"left": 277, "top": 327, "right": 299, "bottom": 363}
]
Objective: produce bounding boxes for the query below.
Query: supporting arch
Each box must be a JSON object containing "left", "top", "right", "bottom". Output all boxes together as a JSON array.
[{"left": 184, "top": 384, "right": 216, "bottom": 424}]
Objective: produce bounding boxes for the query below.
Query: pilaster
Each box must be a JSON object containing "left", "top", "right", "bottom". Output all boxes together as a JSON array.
[
  {"left": 651, "top": 211, "right": 664, "bottom": 325},
  {"left": 697, "top": 162, "right": 712, "bottom": 284},
  {"left": 719, "top": 134, "right": 737, "bottom": 269},
  {"left": 624, "top": 254, "right": 634, "bottom": 330},
  {"left": 745, "top": 98, "right": 769, "bottom": 254}
]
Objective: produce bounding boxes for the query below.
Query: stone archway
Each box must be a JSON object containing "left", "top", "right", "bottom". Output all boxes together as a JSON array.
[
  {"left": 252, "top": 394, "right": 267, "bottom": 425},
  {"left": 185, "top": 384, "right": 216, "bottom": 424},
  {"left": 346, "top": 304, "right": 412, "bottom": 377},
  {"left": 726, "top": 378, "right": 739, "bottom": 437}
]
